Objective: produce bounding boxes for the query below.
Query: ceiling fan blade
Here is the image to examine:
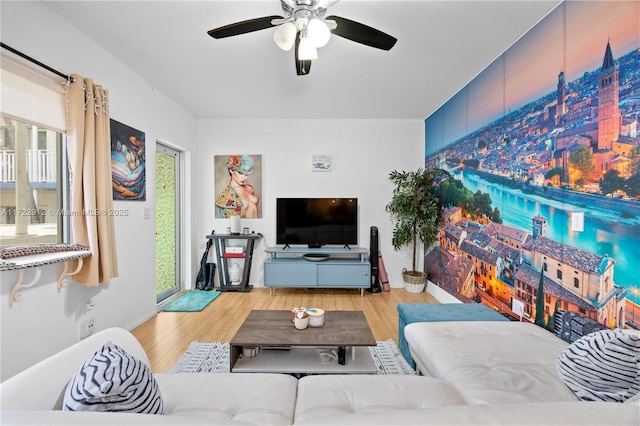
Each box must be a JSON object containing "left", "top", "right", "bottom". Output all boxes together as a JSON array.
[
  {"left": 207, "top": 15, "right": 284, "bottom": 39},
  {"left": 295, "top": 33, "right": 312, "bottom": 76},
  {"left": 326, "top": 15, "right": 397, "bottom": 50}
]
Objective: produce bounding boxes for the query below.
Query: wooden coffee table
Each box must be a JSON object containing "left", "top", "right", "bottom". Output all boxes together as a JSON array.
[{"left": 230, "top": 310, "right": 377, "bottom": 374}]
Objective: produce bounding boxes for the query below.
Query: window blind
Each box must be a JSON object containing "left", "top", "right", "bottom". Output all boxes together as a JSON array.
[{"left": 1, "top": 49, "right": 66, "bottom": 133}]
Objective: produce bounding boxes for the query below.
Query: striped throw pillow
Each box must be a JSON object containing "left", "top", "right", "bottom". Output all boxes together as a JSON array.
[
  {"left": 63, "top": 341, "right": 164, "bottom": 414},
  {"left": 556, "top": 328, "right": 640, "bottom": 402}
]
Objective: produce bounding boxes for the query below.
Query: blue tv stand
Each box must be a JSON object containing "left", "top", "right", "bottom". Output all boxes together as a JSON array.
[{"left": 264, "top": 246, "right": 370, "bottom": 296}]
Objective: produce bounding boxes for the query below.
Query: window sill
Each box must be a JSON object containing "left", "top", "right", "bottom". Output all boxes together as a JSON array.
[{"left": 0, "top": 247, "right": 91, "bottom": 302}]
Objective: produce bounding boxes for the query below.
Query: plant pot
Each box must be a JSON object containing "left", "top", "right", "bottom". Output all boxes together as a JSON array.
[{"left": 402, "top": 268, "right": 426, "bottom": 293}]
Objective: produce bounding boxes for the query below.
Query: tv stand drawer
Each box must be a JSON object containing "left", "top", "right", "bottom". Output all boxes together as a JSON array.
[
  {"left": 264, "top": 250, "right": 370, "bottom": 289},
  {"left": 264, "top": 262, "right": 316, "bottom": 286},
  {"left": 317, "top": 263, "right": 369, "bottom": 287}
]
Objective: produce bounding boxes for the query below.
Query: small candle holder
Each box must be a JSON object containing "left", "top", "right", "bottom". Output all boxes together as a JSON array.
[
  {"left": 294, "top": 310, "right": 309, "bottom": 330},
  {"left": 291, "top": 307, "right": 306, "bottom": 322}
]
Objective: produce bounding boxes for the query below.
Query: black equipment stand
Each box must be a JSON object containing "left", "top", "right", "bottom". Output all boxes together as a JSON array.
[{"left": 367, "top": 226, "right": 382, "bottom": 293}]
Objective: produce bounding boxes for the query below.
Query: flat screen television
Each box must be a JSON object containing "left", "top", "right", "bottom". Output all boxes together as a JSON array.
[{"left": 276, "top": 198, "right": 358, "bottom": 248}]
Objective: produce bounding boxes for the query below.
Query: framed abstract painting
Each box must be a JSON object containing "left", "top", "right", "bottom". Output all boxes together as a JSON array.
[{"left": 110, "top": 119, "right": 146, "bottom": 201}]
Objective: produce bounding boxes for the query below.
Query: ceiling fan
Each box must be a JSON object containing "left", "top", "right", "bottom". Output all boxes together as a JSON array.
[{"left": 207, "top": 0, "right": 397, "bottom": 76}]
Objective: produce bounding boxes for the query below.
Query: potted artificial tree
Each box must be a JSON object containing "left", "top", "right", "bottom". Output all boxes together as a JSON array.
[{"left": 386, "top": 168, "right": 446, "bottom": 292}]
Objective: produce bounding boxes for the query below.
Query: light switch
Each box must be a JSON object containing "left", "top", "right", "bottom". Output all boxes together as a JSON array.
[
  {"left": 512, "top": 299, "right": 525, "bottom": 319},
  {"left": 571, "top": 212, "right": 584, "bottom": 232},
  {"left": 143, "top": 207, "right": 151, "bottom": 219}
]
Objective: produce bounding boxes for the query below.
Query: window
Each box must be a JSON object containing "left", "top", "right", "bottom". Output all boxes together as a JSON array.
[
  {"left": 574, "top": 277, "right": 580, "bottom": 289},
  {"left": 557, "top": 269, "right": 563, "bottom": 280},
  {"left": 1, "top": 48, "right": 69, "bottom": 248},
  {"left": 0, "top": 117, "right": 67, "bottom": 247},
  {"left": 543, "top": 262, "right": 547, "bottom": 272}
]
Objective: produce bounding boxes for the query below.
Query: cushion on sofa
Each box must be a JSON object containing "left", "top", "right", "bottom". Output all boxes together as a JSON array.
[
  {"left": 556, "top": 328, "right": 640, "bottom": 402},
  {"left": 404, "top": 321, "right": 578, "bottom": 404},
  {"left": 294, "top": 375, "right": 467, "bottom": 424},
  {"left": 0, "top": 410, "right": 249, "bottom": 425},
  {"left": 292, "top": 401, "right": 640, "bottom": 425},
  {"left": 397, "top": 303, "right": 508, "bottom": 369},
  {"left": 63, "top": 341, "right": 164, "bottom": 414},
  {"left": 155, "top": 372, "right": 298, "bottom": 425},
  {"left": 553, "top": 310, "right": 608, "bottom": 343}
]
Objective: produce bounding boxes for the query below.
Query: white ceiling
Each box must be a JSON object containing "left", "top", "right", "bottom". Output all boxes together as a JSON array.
[{"left": 45, "top": 0, "right": 561, "bottom": 120}]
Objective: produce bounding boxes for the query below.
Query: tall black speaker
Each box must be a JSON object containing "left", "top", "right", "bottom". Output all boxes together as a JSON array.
[{"left": 367, "top": 226, "right": 382, "bottom": 293}]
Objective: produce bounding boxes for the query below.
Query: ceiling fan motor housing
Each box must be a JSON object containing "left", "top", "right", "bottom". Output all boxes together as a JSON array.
[{"left": 208, "top": 0, "right": 396, "bottom": 75}]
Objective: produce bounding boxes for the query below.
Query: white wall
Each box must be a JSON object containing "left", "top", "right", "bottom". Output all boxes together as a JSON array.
[
  {"left": 195, "top": 119, "right": 425, "bottom": 288},
  {"left": 0, "top": 1, "right": 198, "bottom": 380},
  {"left": 0, "top": 3, "right": 426, "bottom": 381}
]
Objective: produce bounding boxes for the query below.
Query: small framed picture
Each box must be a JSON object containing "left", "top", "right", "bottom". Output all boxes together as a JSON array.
[{"left": 312, "top": 154, "right": 332, "bottom": 172}]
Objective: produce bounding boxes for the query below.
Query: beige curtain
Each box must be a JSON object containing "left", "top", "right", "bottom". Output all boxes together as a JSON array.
[{"left": 65, "top": 73, "right": 118, "bottom": 286}]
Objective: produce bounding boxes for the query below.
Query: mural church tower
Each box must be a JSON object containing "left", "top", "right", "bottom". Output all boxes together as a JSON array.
[
  {"left": 597, "top": 40, "right": 621, "bottom": 150},
  {"left": 592, "top": 40, "right": 620, "bottom": 179}
]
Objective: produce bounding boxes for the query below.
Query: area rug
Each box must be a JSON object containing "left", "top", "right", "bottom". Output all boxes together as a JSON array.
[
  {"left": 162, "top": 290, "right": 221, "bottom": 312},
  {"left": 170, "top": 339, "right": 416, "bottom": 375}
]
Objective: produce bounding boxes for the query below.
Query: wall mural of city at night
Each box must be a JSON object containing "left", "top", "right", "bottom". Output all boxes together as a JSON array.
[{"left": 424, "top": 1, "right": 640, "bottom": 330}]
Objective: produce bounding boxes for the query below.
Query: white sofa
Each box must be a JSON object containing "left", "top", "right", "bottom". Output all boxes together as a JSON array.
[
  {"left": 404, "top": 320, "right": 639, "bottom": 424},
  {"left": 0, "top": 328, "right": 297, "bottom": 425},
  {"left": 1, "top": 326, "right": 638, "bottom": 425}
]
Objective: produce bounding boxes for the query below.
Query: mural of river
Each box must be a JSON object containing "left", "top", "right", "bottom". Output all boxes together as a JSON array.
[{"left": 454, "top": 170, "right": 640, "bottom": 305}]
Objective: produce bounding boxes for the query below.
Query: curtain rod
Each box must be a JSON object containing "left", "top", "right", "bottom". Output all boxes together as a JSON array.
[{"left": 0, "top": 42, "right": 73, "bottom": 82}]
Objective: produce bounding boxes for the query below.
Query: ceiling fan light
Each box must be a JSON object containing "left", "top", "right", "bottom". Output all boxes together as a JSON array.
[
  {"left": 308, "top": 18, "right": 330, "bottom": 48},
  {"left": 298, "top": 37, "right": 318, "bottom": 60},
  {"left": 273, "top": 22, "right": 296, "bottom": 51}
]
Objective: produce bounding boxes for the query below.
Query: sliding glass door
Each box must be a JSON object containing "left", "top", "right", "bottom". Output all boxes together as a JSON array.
[{"left": 156, "top": 143, "right": 181, "bottom": 302}]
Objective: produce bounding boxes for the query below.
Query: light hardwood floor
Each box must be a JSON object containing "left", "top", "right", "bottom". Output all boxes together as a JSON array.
[{"left": 132, "top": 287, "right": 438, "bottom": 373}]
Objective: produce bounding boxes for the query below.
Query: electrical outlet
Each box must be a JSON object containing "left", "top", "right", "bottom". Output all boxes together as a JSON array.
[
  {"left": 86, "top": 298, "right": 95, "bottom": 313},
  {"left": 80, "top": 318, "right": 95, "bottom": 339}
]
